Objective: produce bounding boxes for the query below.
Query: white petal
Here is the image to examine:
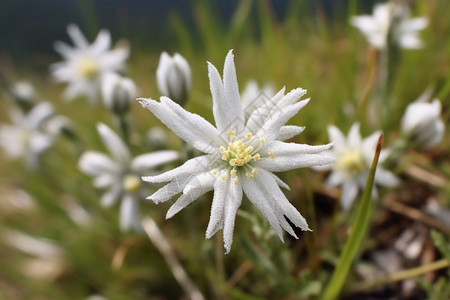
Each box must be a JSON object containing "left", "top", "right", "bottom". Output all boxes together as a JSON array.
[
  {"left": 79, "top": 151, "right": 120, "bottom": 176},
  {"left": 147, "top": 175, "right": 192, "bottom": 204},
  {"left": 347, "top": 123, "right": 362, "bottom": 148},
  {"left": 401, "top": 18, "right": 428, "bottom": 33},
  {"left": 166, "top": 172, "right": 215, "bottom": 218},
  {"left": 328, "top": 125, "right": 346, "bottom": 148},
  {"left": 99, "top": 48, "right": 129, "bottom": 71},
  {"left": 268, "top": 172, "right": 291, "bottom": 190},
  {"left": 208, "top": 51, "right": 244, "bottom": 132},
  {"left": 222, "top": 50, "right": 244, "bottom": 131},
  {"left": 54, "top": 41, "right": 76, "bottom": 59},
  {"left": 142, "top": 155, "right": 213, "bottom": 183},
  {"left": 67, "top": 24, "right": 89, "bottom": 48},
  {"left": 90, "top": 29, "right": 111, "bottom": 55},
  {"left": 93, "top": 173, "right": 117, "bottom": 188},
  {"left": 265, "top": 140, "right": 334, "bottom": 155},
  {"left": 350, "top": 16, "right": 378, "bottom": 34},
  {"left": 256, "top": 169, "right": 310, "bottom": 231},
  {"left": 27, "top": 102, "right": 54, "bottom": 128},
  {"left": 241, "top": 175, "right": 283, "bottom": 241},
  {"left": 156, "top": 52, "right": 171, "bottom": 96},
  {"left": 361, "top": 131, "right": 382, "bottom": 162},
  {"left": 101, "top": 187, "right": 122, "bottom": 207},
  {"left": 277, "top": 126, "right": 305, "bottom": 141},
  {"left": 131, "top": 150, "right": 179, "bottom": 173},
  {"left": 174, "top": 53, "right": 192, "bottom": 91},
  {"left": 375, "top": 168, "right": 400, "bottom": 188},
  {"left": 257, "top": 153, "right": 335, "bottom": 172},
  {"left": 326, "top": 171, "right": 345, "bottom": 187},
  {"left": 223, "top": 179, "right": 243, "bottom": 253},
  {"left": 206, "top": 178, "right": 227, "bottom": 239},
  {"left": 341, "top": 180, "right": 358, "bottom": 211},
  {"left": 138, "top": 97, "right": 221, "bottom": 153},
  {"left": 119, "top": 194, "right": 141, "bottom": 232},
  {"left": 97, "top": 123, "right": 131, "bottom": 165}
]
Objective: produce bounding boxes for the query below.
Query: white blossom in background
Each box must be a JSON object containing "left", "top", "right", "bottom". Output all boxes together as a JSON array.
[
  {"left": 9, "top": 81, "right": 37, "bottom": 106},
  {"left": 401, "top": 99, "right": 444, "bottom": 149},
  {"left": 318, "top": 123, "right": 399, "bottom": 210},
  {"left": 351, "top": 2, "right": 428, "bottom": 50},
  {"left": 241, "top": 80, "right": 275, "bottom": 118},
  {"left": 51, "top": 24, "right": 129, "bottom": 103},
  {"left": 0, "top": 102, "right": 55, "bottom": 169},
  {"left": 156, "top": 52, "right": 191, "bottom": 105},
  {"left": 139, "top": 50, "right": 334, "bottom": 253},
  {"left": 101, "top": 72, "right": 136, "bottom": 115},
  {"left": 78, "top": 123, "right": 178, "bottom": 232},
  {"left": 3, "top": 230, "right": 65, "bottom": 281}
]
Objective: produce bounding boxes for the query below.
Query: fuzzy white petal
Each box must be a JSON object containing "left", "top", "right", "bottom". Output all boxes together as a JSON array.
[
  {"left": 138, "top": 98, "right": 221, "bottom": 153},
  {"left": 97, "top": 123, "right": 131, "bottom": 165},
  {"left": 277, "top": 125, "right": 305, "bottom": 141},
  {"left": 131, "top": 151, "right": 179, "bottom": 173},
  {"left": 79, "top": 151, "right": 120, "bottom": 176},
  {"left": 119, "top": 194, "right": 141, "bottom": 232}
]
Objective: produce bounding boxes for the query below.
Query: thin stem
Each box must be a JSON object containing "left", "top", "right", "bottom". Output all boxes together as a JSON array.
[
  {"left": 141, "top": 218, "right": 205, "bottom": 300},
  {"left": 349, "top": 259, "right": 450, "bottom": 293}
]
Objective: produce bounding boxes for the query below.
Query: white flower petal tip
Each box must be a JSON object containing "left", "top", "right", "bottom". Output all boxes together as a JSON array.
[
  {"left": 139, "top": 50, "right": 331, "bottom": 252},
  {"left": 319, "top": 122, "right": 398, "bottom": 211}
]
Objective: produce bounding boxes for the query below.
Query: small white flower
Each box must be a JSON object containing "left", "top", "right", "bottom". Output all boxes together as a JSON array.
[
  {"left": 0, "top": 102, "right": 55, "bottom": 169},
  {"left": 78, "top": 123, "right": 178, "bottom": 232},
  {"left": 351, "top": 2, "right": 427, "bottom": 50},
  {"left": 51, "top": 24, "right": 129, "bottom": 103},
  {"left": 156, "top": 52, "right": 191, "bottom": 105},
  {"left": 319, "top": 123, "right": 399, "bottom": 210},
  {"left": 139, "top": 50, "right": 334, "bottom": 253},
  {"left": 101, "top": 72, "right": 136, "bottom": 114},
  {"left": 401, "top": 99, "right": 444, "bottom": 149},
  {"left": 240, "top": 80, "right": 276, "bottom": 118}
]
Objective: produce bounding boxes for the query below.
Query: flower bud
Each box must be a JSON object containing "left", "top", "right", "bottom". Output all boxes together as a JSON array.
[
  {"left": 401, "top": 99, "right": 444, "bottom": 149},
  {"left": 101, "top": 73, "right": 136, "bottom": 115},
  {"left": 156, "top": 52, "right": 191, "bottom": 106},
  {"left": 10, "top": 81, "right": 36, "bottom": 110}
]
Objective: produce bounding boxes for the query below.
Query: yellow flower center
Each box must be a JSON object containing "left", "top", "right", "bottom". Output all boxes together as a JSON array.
[
  {"left": 123, "top": 174, "right": 141, "bottom": 193},
  {"left": 217, "top": 130, "right": 265, "bottom": 183},
  {"left": 76, "top": 58, "right": 99, "bottom": 79},
  {"left": 335, "top": 149, "right": 366, "bottom": 176}
]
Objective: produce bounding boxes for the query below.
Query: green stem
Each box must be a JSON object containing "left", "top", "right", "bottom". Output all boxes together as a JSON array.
[
  {"left": 322, "top": 134, "right": 384, "bottom": 300},
  {"left": 349, "top": 259, "right": 450, "bottom": 293}
]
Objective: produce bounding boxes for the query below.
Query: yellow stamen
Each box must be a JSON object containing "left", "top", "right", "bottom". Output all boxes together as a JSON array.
[
  {"left": 246, "top": 133, "right": 252, "bottom": 139},
  {"left": 268, "top": 152, "right": 275, "bottom": 159},
  {"left": 227, "top": 130, "right": 235, "bottom": 136},
  {"left": 212, "top": 169, "right": 218, "bottom": 175}
]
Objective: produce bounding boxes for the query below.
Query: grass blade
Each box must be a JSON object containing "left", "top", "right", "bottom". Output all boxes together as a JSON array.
[{"left": 322, "top": 134, "right": 384, "bottom": 300}]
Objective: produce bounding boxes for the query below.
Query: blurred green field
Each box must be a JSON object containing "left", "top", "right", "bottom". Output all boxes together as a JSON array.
[{"left": 1, "top": 0, "right": 450, "bottom": 299}]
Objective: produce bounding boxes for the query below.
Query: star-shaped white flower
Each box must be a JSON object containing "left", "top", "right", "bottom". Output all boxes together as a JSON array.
[
  {"left": 78, "top": 123, "right": 179, "bottom": 232},
  {"left": 139, "top": 50, "right": 334, "bottom": 253},
  {"left": 0, "top": 102, "right": 55, "bottom": 169},
  {"left": 351, "top": 2, "right": 428, "bottom": 50},
  {"left": 319, "top": 123, "right": 399, "bottom": 210},
  {"left": 51, "top": 24, "right": 129, "bottom": 103}
]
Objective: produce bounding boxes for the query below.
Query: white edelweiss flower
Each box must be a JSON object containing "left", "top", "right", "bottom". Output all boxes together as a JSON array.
[
  {"left": 401, "top": 99, "right": 444, "bottom": 149},
  {"left": 101, "top": 72, "right": 136, "bottom": 115},
  {"left": 240, "top": 80, "right": 276, "bottom": 118},
  {"left": 51, "top": 24, "right": 129, "bottom": 103},
  {"left": 351, "top": 2, "right": 428, "bottom": 50},
  {"left": 0, "top": 102, "right": 55, "bottom": 169},
  {"left": 78, "top": 123, "right": 179, "bottom": 232},
  {"left": 156, "top": 52, "right": 191, "bottom": 105},
  {"left": 319, "top": 123, "right": 399, "bottom": 211},
  {"left": 139, "top": 50, "right": 334, "bottom": 253}
]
